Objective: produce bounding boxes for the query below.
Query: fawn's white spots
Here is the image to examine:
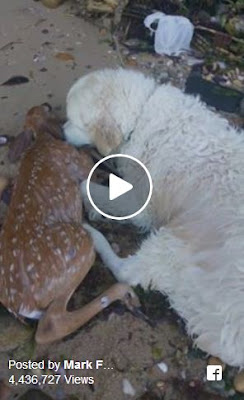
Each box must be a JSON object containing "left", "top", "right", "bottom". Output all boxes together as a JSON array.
[{"left": 0, "top": 129, "right": 95, "bottom": 324}]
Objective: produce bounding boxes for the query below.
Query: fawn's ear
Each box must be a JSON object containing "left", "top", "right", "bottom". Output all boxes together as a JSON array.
[
  {"left": 45, "top": 121, "right": 65, "bottom": 140},
  {"left": 40, "top": 103, "right": 64, "bottom": 140},
  {"left": 8, "top": 129, "right": 34, "bottom": 163},
  {"left": 41, "top": 102, "right": 52, "bottom": 112}
]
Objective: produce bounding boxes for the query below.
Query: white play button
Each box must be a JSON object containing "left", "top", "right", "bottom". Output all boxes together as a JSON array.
[
  {"left": 86, "top": 154, "right": 153, "bottom": 220},
  {"left": 109, "top": 173, "right": 133, "bottom": 201}
]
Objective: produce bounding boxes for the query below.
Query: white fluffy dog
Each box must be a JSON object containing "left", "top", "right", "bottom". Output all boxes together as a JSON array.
[{"left": 64, "top": 68, "right": 244, "bottom": 367}]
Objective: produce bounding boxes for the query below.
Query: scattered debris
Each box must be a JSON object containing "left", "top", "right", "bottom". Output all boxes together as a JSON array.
[
  {"left": 122, "top": 378, "right": 136, "bottom": 396},
  {"left": 33, "top": 52, "right": 46, "bottom": 63},
  {"left": 184, "top": 55, "right": 204, "bottom": 67},
  {"left": 0, "top": 41, "right": 22, "bottom": 52},
  {"left": 74, "top": 0, "right": 244, "bottom": 93},
  {"left": 0, "top": 136, "right": 9, "bottom": 146},
  {"left": 55, "top": 51, "right": 75, "bottom": 61},
  {"left": 144, "top": 12, "right": 194, "bottom": 56},
  {"left": 157, "top": 361, "right": 168, "bottom": 374},
  {"left": 87, "top": 0, "right": 120, "bottom": 14},
  {"left": 225, "top": 15, "right": 244, "bottom": 38},
  {"left": 1, "top": 76, "right": 29, "bottom": 86}
]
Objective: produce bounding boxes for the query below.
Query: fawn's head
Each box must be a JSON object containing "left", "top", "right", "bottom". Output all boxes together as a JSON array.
[
  {"left": 24, "top": 103, "right": 64, "bottom": 139},
  {"left": 8, "top": 104, "right": 64, "bottom": 162}
]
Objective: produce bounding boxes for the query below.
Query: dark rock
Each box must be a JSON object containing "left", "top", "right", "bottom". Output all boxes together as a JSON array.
[
  {"left": 1, "top": 76, "right": 29, "bottom": 86},
  {"left": 185, "top": 72, "right": 243, "bottom": 113}
]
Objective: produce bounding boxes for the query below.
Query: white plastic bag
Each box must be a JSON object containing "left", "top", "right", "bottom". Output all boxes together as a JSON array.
[{"left": 144, "top": 12, "right": 194, "bottom": 56}]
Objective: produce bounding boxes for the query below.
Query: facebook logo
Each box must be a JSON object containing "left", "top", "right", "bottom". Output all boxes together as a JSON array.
[{"left": 207, "top": 365, "right": 223, "bottom": 381}]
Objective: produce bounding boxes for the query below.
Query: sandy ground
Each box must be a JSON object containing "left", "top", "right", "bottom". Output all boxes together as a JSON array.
[
  {"left": 0, "top": 1, "right": 241, "bottom": 400},
  {"left": 0, "top": 0, "right": 117, "bottom": 178}
]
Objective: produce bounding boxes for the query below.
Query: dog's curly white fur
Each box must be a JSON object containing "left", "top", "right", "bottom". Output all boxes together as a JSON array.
[{"left": 64, "top": 68, "right": 244, "bottom": 367}]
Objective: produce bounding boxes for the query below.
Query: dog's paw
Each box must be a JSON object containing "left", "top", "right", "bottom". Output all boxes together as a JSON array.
[{"left": 88, "top": 208, "right": 103, "bottom": 221}]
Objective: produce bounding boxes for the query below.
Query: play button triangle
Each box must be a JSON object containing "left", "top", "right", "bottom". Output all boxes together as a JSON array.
[{"left": 109, "top": 173, "right": 133, "bottom": 201}]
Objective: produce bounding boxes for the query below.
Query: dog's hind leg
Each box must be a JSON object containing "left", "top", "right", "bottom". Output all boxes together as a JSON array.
[
  {"left": 83, "top": 224, "right": 214, "bottom": 347},
  {"left": 83, "top": 224, "right": 244, "bottom": 367}
]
